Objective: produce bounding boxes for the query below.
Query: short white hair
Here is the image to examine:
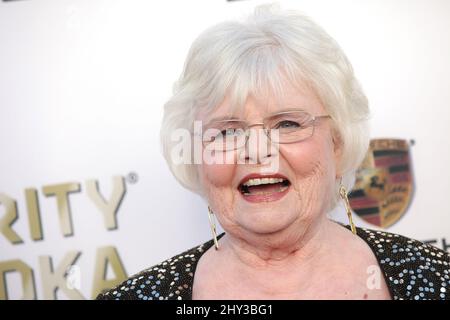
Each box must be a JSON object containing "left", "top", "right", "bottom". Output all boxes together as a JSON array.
[{"left": 160, "top": 4, "right": 370, "bottom": 208}]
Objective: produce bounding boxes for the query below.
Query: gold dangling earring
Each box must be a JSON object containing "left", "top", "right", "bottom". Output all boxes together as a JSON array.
[
  {"left": 339, "top": 178, "right": 357, "bottom": 235},
  {"left": 207, "top": 206, "right": 219, "bottom": 250}
]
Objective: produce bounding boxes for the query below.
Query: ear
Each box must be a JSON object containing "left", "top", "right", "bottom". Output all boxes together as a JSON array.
[{"left": 332, "top": 132, "right": 344, "bottom": 178}]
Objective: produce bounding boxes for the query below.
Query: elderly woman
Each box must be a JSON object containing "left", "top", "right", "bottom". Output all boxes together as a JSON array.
[{"left": 97, "top": 5, "right": 449, "bottom": 300}]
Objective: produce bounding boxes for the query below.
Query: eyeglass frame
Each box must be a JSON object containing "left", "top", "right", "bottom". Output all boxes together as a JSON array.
[{"left": 200, "top": 109, "right": 332, "bottom": 151}]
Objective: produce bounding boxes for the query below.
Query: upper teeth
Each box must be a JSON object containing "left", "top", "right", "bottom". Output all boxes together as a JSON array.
[{"left": 242, "top": 178, "right": 284, "bottom": 187}]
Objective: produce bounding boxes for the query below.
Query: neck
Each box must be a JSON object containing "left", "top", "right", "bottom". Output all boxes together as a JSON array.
[{"left": 219, "top": 216, "right": 335, "bottom": 272}]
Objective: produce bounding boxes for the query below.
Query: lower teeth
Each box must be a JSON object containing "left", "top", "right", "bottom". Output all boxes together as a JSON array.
[{"left": 243, "top": 185, "right": 288, "bottom": 196}]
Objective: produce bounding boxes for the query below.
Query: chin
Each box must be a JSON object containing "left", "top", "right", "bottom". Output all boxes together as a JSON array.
[{"left": 236, "top": 210, "right": 299, "bottom": 235}]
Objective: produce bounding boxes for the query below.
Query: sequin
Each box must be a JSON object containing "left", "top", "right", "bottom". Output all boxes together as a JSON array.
[{"left": 96, "top": 225, "right": 450, "bottom": 300}]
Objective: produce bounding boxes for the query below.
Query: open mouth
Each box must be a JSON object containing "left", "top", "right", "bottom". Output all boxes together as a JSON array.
[{"left": 238, "top": 175, "right": 291, "bottom": 202}]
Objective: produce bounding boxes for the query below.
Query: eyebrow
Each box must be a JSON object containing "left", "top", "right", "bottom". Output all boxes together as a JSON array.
[
  {"left": 206, "top": 115, "right": 243, "bottom": 123},
  {"left": 206, "top": 108, "right": 308, "bottom": 123},
  {"left": 272, "top": 107, "right": 308, "bottom": 114}
]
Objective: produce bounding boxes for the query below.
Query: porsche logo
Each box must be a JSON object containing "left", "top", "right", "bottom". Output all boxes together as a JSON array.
[{"left": 349, "top": 139, "right": 414, "bottom": 228}]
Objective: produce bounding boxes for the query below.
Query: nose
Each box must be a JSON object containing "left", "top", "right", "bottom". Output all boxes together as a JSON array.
[{"left": 238, "top": 126, "right": 279, "bottom": 165}]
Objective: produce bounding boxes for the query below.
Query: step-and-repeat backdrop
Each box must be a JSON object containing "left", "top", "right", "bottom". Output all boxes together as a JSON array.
[{"left": 1, "top": 0, "right": 449, "bottom": 299}]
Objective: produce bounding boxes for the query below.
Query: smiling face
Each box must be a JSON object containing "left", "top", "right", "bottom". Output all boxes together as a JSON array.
[{"left": 196, "top": 78, "right": 342, "bottom": 240}]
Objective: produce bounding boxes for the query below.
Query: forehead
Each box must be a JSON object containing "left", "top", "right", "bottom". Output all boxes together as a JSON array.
[{"left": 197, "top": 77, "right": 325, "bottom": 122}]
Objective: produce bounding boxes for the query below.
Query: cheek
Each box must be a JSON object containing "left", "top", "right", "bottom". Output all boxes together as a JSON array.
[
  {"left": 279, "top": 139, "right": 336, "bottom": 179},
  {"left": 200, "top": 163, "right": 236, "bottom": 189}
]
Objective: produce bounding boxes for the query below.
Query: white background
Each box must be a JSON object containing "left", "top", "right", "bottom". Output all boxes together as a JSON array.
[{"left": 0, "top": 0, "right": 449, "bottom": 299}]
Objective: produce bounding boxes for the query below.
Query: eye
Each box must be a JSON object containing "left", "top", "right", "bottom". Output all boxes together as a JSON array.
[
  {"left": 275, "top": 120, "right": 301, "bottom": 129},
  {"left": 215, "top": 127, "right": 245, "bottom": 140},
  {"left": 222, "top": 128, "right": 239, "bottom": 136}
]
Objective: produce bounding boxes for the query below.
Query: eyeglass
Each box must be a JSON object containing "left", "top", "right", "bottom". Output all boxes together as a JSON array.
[{"left": 202, "top": 109, "right": 331, "bottom": 151}]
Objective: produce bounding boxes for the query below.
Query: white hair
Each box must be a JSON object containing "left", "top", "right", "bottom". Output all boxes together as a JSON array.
[{"left": 160, "top": 4, "right": 370, "bottom": 209}]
